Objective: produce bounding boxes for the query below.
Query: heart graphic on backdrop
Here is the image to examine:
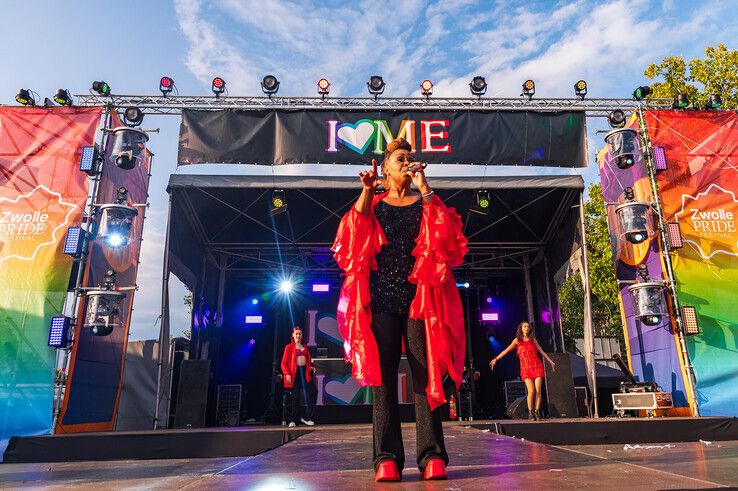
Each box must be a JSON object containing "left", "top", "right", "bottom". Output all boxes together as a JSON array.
[
  {"left": 337, "top": 119, "right": 375, "bottom": 155},
  {"left": 324, "top": 374, "right": 365, "bottom": 404},
  {"left": 316, "top": 314, "right": 342, "bottom": 345}
]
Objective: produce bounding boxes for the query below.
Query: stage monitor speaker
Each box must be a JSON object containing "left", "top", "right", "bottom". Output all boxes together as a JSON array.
[
  {"left": 174, "top": 359, "right": 210, "bottom": 429},
  {"left": 505, "top": 396, "right": 528, "bottom": 419},
  {"left": 544, "top": 353, "right": 578, "bottom": 418}
]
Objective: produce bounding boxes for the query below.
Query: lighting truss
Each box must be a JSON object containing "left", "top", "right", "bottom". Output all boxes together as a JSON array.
[{"left": 73, "top": 94, "right": 674, "bottom": 117}]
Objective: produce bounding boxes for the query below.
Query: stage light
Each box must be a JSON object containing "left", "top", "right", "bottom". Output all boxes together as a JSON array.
[
  {"left": 704, "top": 94, "right": 722, "bottom": 110},
  {"left": 481, "top": 312, "right": 499, "bottom": 322},
  {"left": 673, "top": 93, "right": 690, "bottom": 109},
  {"left": 15, "top": 88, "right": 36, "bottom": 106},
  {"left": 607, "top": 109, "right": 626, "bottom": 129},
  {"left": 159, "top": 76, "right": 174, "bottom": 96},
  {"left": 652, "top": 146, "right": 668, "bottom": 172},
  {"left": 469, "top": 76, "right": 487, "bottom": 97},
  {"left": 456, "top": 282, "right": 470, "bottom": 288},
  {"left": 212, "top": 77, "right": 226, "bottom": 97},
  {"left": 486, "top": 296, "right": 493, "bottom": 304},
  {"left": 632, "top": 85, "right": 652, "bottom": 101},
  {"left": 317, "top": 78, "right": 330, "bottom": 98},
  {"left": 271, "top": 189, "right": 287, "bottom": 215},
  {"left": 604, "top": 128, "right": 641, "bottom": 170},
  {"left": 681, "top": 306, "right": 699, "bottom": 335},
  {"left": 476, "top": 190, "right": 490, "bottom": 209},
  {"left": 628, "top": 264, "right": 667, "bottom": 327},
  {"left": 63, "top": 226, "right": 85, "bottom": 257},
  {"left": 574, "top": 80, "right": 587, "bottom": 100},
  {"left": 85, "top": 270, "right": 125, "bottom": 336},
  {"left": 245, "top": 315, "right": 264, "bottom": 324},
  {"left": 616, "top": 187, "right": 653, "bottom": 245},
  {"left": 48, "top": 316, "right": 72, "bottom": 348},
  {"left": 279, "top": 279, "right": 294, "bottom": 294},
  {"left": 312, "top": 283, "right": 330, "bottom": 293},
  {"left": 123, "top": 107, "right": 144, "bottom": 127},
  {"left": 79, "top": 145, "right": 100, "bottom": 175},
  {"left": 54, "top": 89, "right": 73, "bottom": 106},
  {"left": 249, "top": 338, "right": 256, "bottom": 345},
  {"left": 98, "top": 187, "right": 138, "bottom": 248},
  {"left": 421, "top": 79, "right": 433, "bottom": 98},
  {"left": 251, "top": 298, "right": 259, "bottom": 305},
  {"left": 110, "top": 127, "right": 149, "bottom": 170},
  {"left": 521, "top": 79, "right": 535, "bottom": 100},
  {"left": 667, "top": 222, "right": 683, "bottom": 249},
  {"left": 92, "top": 81, "right": 111, "bottom": 97},
  {"left": 261, "top": 74, "right": 280, "bottom": 97},
  {"left": 367, "top": 75, "right": 385, "bottom": 98}
]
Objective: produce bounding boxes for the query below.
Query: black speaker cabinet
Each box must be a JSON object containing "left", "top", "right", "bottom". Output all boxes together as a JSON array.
[
  {"left": 544, "top": 353, "right": 577, "bottom": 418},
  {"left": 505, "top": 396, "right": 529, "bottom": 419},
  {"left": 174, "top": 360, "right": 211, "bottom": 429}
]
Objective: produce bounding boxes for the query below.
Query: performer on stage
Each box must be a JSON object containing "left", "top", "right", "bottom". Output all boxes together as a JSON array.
[
  {"left": 281, "top": 327, "right": 317, "bottom": 427},
  {"left": 489, "top": 321, "right": 556, "bottom": 420},
  {"left": 332, "top": 138, "right": 468, "bottom": 482}
]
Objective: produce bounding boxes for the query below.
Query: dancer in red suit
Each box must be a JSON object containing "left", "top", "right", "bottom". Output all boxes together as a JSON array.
[
  {"left": 489, "top": 321, "right": 556, "bottom": 420},
  {"left": 332, "top": 138, "right": 468, "bottom": 482},
  {"left": 281, "top": 327, "right": 317, "bottom": 427}
]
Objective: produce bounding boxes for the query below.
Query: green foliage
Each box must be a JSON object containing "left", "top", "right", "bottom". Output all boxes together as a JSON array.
[{"left": 644, "top": 44, "right": 738, "bottom": 109}]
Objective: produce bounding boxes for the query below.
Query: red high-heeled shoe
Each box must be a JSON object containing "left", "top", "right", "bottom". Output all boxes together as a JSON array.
[
  {"left": 423, "top": 458, "right": 447, "bottom": 480},
  {"left": 375, "top": 460, "right": 401, "bottom": 482}
]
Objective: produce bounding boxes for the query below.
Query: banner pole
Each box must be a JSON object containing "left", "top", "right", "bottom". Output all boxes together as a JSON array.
[
  {"left": 579, "top": 191, "right": 599, "bottom": 418},
  {"left": 637, "top": 107, "right": 700, "bottom": 416},
  {"left": 154, "top": 196, "right": 173, "bottom": 429}
]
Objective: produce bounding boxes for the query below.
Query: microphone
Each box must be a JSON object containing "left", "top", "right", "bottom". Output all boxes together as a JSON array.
[{"left": 406, "top": 162, "right": 427, "bottom": 173}]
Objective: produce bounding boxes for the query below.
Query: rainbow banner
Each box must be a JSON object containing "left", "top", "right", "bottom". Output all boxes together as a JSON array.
[
  {"left": 596, "top": 116, "right": 691, "bottom": 411},
  {"left": 646, "top": 110, "right": 738, "bottom": 416},
  {"left": 0, "top": 107, "right": 101, "bottom": 439}
]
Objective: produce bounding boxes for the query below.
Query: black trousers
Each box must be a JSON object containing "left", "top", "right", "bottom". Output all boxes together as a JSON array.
[
  {"left": 290, "top": 366, "right": 316, "bottom": 423},
  {"left": 371, "top": 312, "right": 447, "bottom": 472}
]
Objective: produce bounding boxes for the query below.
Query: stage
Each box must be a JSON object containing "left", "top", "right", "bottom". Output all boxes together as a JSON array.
[{"left": 3, "top": 421, "right": 738, "bottom": 489}]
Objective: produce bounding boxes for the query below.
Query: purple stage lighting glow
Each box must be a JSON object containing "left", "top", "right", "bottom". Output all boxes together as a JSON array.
[
  {"left": 312, "top": 283, "right": 330, "bottom": 293},
  {"left": 653, "top": 146, "right": 667, "bottom": 171},
  {"left": 481, "top": 312, "right": 499, "bottom": 322},
  {"left": 249, "top": 338, "right": 256, "bottom": 345},
  {"left": 486, "top": 296, "right": 493, "bottom": 304},
  {"left": 251, "top": 298, "right": 259, "bottom": 305},
  {"left": 245, "top": 315, "right": 263, "bottom": 324}
]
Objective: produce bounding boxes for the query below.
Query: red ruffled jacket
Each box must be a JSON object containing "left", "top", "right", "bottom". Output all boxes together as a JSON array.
[
  {"left": 332, "top": 192, "right": 468, "bottom": 410},
  {"left": 281, "top": 343, "right": 313, "bottom": 389}
]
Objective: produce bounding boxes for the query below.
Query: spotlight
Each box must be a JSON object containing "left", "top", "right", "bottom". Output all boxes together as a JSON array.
[
  {"left": 261, "top": 74, "right": 280, "bottom": 97},
  {"left": 79, "top": 145, "right": 100, "bottom": 174},
  {"left": 616, "top": 188, "right": 653, "bottom": 244},
  {"left": 628, "top": 264, "right": 667, "bottom": 327},
  {"left": 48, "top": 316, "right": 72, "bottom": 348},
  {"left": 54, "top": 89, "right": 73, "bottom": 106},
  {"left": 421, "top": 79, "right": 433, "bottom": 98},
  {"left": 486, "top": 296, "right": 493, "bottom": 304},
  {"left": 251, "top": 298, "right": 259, "bottom": 305},
  {"left": 63, "top": 226, "right": 85, "bottom": 257},
  {"left": 249, "top": 338, "right": 257, "bottom": 345},
  {"left": 456, "top": 281, "right": 471, "bottom": 288},
  {"left": 279, "top": 279, "right": 294, "bottom": 294},
  {"left": 481, "top": 312, "right": 499, "bottom": 322},
  {"left": 85, "top": 270, "right": 125, "bottom": 336},
  {"left": 521, "top": 79, "right": 535, "bottom": 99},
  {"left": 476, "top": 189, "right": 490, "bottom": 209},
  {"left": 317, "top": 78, "right": 330, "bottom": 98},
  {"left": 159, "top": 76, "right": 174, "bottom": 96},
  {"left": 110, "top": 127, "right": 149, "bottom": 170},
  {"left": 604, "top": 128, "right": 641, "bottom": 170},
  {"left": 92, "top": 81, "right": 111, "bottom": 97},
  {"left": 704, "top": 94, "right": 722, "bottom": 110},
  {"left": 574, "top": 80, "right": 587, "bottom": 100},
  {"left": 681, "top": 306, "right": 699, "bottom": 335},
  {"left": 632, "top": 85, "right": 652, "bottom": 101},
  {"left": 673, "top": 93, "right": 690, "bottom": 109},
  {"left": 312, "top": 283, "right": 330, "bottom": 293},
  {"left": 15, "top": 89, "right": 36, "bottom": 106},
  {"left": 123, "top": 107, "right": 144, "bottom": 127},
  {"left": 652, "top": 146, "right": 668, "bottom": 172},
  {"left": 271, "top": 189, "right": 287, "bottom": 215},
  {"left": 367, "top": 75, "right": 385, "bottom": 98},
  {"left": 469, "top": 76, "right": 487, "bottom": 97},
  {"left": 212, "top": 77, "right": 226, "bottom": 97},
  {"left": 245, "top": 315, "right": 264, "bottom": 325},
  {"left": 666, "top": 222, "right": 683, "bottom": 249},
  {"left": 607, "top": 109, "right": 627, "bottom": 129},
  {"left": 98, "top": 187, "right": 138, "bottom": 248}
]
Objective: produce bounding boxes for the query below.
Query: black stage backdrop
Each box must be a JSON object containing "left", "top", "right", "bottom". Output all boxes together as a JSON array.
[{"left": 178, "top": 109, "right": 588, "bottom": 167}]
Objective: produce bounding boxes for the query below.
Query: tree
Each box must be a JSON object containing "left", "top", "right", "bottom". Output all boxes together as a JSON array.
[
  {"left": 182, "top": 291, "right": 193, "bottom": 340},
  {"left": 644, "top": 44, "right": 738, "bottom": 109}
]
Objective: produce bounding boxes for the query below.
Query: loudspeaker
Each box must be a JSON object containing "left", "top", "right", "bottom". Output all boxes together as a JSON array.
[
  {"left": 544, "top": 353, "right": 577, "bottom": 418},
  {"left": 174, "top": 360, "right": 210, "bottom": 429},
  {"left": 505, "top": 396, "right": 529, "bottom": 419}
]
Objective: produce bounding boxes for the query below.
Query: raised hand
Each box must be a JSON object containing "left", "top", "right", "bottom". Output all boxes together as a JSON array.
[
  {"left": 407, "top": 163, "right": 429, "bottom": 193},
  {"left": 359, "top": 159, "right": 381, "bottom": 190}
]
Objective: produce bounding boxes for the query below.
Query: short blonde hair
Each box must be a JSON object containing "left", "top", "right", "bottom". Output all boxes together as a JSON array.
[{"left": 381, "top": 138, "right": 412, "bottom": 183}]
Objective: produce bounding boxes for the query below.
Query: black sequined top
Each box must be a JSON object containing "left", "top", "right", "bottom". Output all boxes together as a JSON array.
[{"left": 370, "top": 198, "right": 423, "bottom": 314}]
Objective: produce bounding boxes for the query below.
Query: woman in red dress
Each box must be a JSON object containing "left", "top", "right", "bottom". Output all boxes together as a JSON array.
[
  {"left": 332, "top": 138, "right": 468, "bottom": 482},
  {"left": 489, "top": 321, "right": 556, "bottom": 420}
]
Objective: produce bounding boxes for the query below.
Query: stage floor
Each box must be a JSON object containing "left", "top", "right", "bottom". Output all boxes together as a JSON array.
[{"left": 2, "top": 422, "right": 738, "bottom": 489}]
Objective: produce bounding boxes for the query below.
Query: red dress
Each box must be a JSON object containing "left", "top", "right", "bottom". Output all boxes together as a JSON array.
[{"left": 517, "top": 338, "right": 545, "bottom": 380}]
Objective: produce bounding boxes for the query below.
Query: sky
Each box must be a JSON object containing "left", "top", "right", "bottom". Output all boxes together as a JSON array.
[{"left": 1, "top": 0, "right": 735, "bottom": 341}]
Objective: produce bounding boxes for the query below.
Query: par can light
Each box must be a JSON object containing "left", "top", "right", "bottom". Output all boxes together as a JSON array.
[
  {"left": 212, "top": 76, "right": 226, "bottom": 96},
  {"left": 92, "top": 81, "right": 111, "bottom": 97}
]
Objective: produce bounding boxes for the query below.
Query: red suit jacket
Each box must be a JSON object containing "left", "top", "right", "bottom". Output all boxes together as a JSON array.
[
  {"left": 332, "top": 192, "right": 468, "bottom": 410},
  {"left": 281, "top": 343, "right": 313, "bottom": 389}
]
